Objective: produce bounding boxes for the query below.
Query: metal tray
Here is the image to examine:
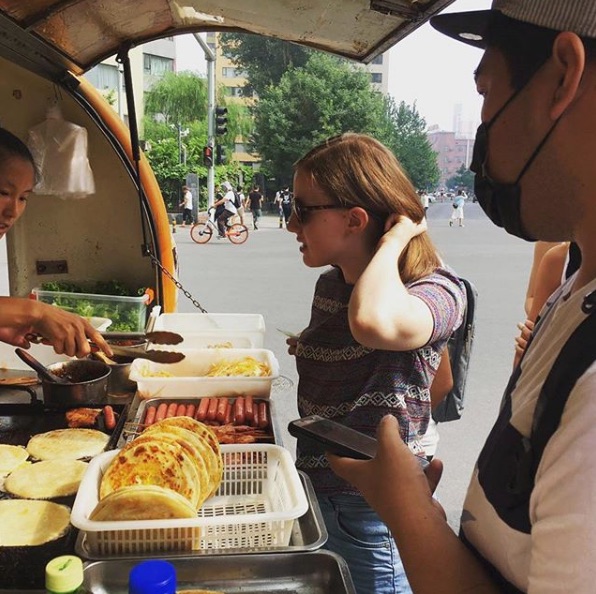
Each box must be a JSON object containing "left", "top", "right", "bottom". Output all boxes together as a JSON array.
[
  {"left": 83, "top": 550, "right": 356, "bottom": 594},
  {"left": 119, "top": 395, "right": 281, "bottom": 447},
  {"left": 75, "top": 470, "right": 327, "bottom": 560}
]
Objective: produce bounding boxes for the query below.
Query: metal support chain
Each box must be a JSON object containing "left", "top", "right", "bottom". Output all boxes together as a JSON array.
[{"left": 147, "top": 251, "right": 208, "bottom": 312}]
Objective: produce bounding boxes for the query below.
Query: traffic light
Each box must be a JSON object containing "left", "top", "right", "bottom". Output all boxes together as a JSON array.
[
  {"left": 215, "top": 144, "right": 227, "bottom": 166},
  {"left": 215, "top": 106, "right": 228, "bottom": 136},
  {"left": 202, "top": 145, "right": 213, "bottom": 167}
]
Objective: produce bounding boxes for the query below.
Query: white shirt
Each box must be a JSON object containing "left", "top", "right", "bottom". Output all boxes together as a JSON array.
[
  {"left": 182, "top": 190, "right": 192, "bottom": 209},
  {"left": 223, "top": 189, "right": 237, "bottom": 214}
]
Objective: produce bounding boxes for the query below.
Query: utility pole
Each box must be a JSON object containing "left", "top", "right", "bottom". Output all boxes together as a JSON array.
[{"left": 193, "top": 33, "right": 215, "bottom": 208}]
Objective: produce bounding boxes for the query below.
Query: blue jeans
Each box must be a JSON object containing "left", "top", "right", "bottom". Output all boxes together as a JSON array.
[{"left": 317, "top": 494, "right": 412, "bottom": 594}]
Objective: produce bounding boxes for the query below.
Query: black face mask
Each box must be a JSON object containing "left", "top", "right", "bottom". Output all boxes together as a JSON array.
[{"left": 470, "top": 69, "right": 560, "bottom": 241}]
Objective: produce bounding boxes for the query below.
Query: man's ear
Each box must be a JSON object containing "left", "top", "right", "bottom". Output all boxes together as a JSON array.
[{"left": 550, "top": 32, "right": 585, "bottom": 120}]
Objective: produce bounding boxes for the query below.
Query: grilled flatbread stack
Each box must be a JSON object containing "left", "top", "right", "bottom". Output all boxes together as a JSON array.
[
  {"left": 5, "top": 460, "right": 88, "bottom": 499},
  {"left": 0, "top": 500, "right": 70, "bottom": 546},
  {"left": 93, "top": 420, "right": 222, "bottom": 521},
  {"left": 26, "top": 428, "right": 109, "bottom": 461}
]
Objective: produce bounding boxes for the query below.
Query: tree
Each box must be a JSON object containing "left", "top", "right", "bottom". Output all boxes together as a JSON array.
[
  {"left": 251, "top": 52, "right": 386, "bottom": 184},
  {"left": 447, "top": 164, "right": 475, "bottom": 194},
  {"left": 380, "top": 97, "right": 439, "bottom": 191},
  {"left": 219, "top": 33, "right": 310, "bottom": 96}
]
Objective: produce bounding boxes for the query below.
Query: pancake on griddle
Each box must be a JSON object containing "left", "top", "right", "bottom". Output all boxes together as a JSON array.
[
  {"left": 5, "top": 460, "right": 88, "bottom": 499},
  {"left": 26, "top": 428, "right": 109, "bottom": 461},
  {"left": 90, "top": 484, "right": 196, "bottom": 521},
  {"left": 0, "top": 444, "right": 29, "bottom": 474},
  {"left": 99, "top": 439, "right": 200, "bottom": 507},
  {"left": 0, "top": 500, "right": 70, "bottom": 546}
]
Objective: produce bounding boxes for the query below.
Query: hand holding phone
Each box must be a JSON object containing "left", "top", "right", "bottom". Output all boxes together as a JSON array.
[{"left": 288, "top": 415, "right": 429, "bottom": 468}]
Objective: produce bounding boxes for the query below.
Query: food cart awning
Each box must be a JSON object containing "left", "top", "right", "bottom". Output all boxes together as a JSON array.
[{"left": 0, "top": 0, "right": 456, "bottom": 79}]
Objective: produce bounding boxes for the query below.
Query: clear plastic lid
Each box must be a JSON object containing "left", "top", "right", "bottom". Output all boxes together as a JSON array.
[{"left": 128, "top": 560, "right": 176, "bottom": 594}]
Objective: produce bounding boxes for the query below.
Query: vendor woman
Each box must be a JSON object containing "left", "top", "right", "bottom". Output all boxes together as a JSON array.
[{"left": 0, "top": 127, "right": 111, "bottom": 358}]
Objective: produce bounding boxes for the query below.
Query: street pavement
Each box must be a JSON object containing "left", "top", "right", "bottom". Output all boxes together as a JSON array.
[{"left": 173, "top": 201, "right": 534, "bottom": 530}]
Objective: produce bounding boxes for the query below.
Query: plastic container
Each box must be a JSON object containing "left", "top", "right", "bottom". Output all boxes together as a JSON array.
[
  {"left": 128, "top": 560, "right": 176, "bottom": 594},
  {"left": 32, "top": 288, "right": 149, "bottom": 332},
  {"left": 45, "top": 555, "right": 85, "bottom": 594},
  {"left": 152, "top": 313, "right": 266, "bottom": 348},
  {"left": 71, "top": 444, "right": 308, "bottom": 556},
  {"left": 128, "top": 348, "right": 279, "bottom": 399}
]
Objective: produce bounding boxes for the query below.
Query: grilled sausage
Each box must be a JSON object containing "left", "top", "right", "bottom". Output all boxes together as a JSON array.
[
  {"left": 103, "top": 405, "right": 116, "bottom": 431},
  {"left": 233, "top": 396, "right": 245, "bottom": 425},
  {"left": 166, "top": 402, "right": 178, "bottom": 418},
  {"left": 186, "top": 403, "right": 196, "bottom": 418},
  {"left": 244, "top": 395, "right": 254, "bottom": 420},
  {"left": 216, "top": 398, "right": 229, "bottom": 423},
  {"left": 155, "top": 402, "right": 168, "bottom": 422},
  {"left": 257, "top": 401, "right": 268, "bottom": 428},
  {"left": 206, "top": 397, "right": 218, "bottom": 421},
  {"left": 196, "top": 398, "right": 210, "bottom": 421},
  {"left": 144, "top": 405, "right": 157, "bottom": 426},
  {"left": 176, "top": 403, "right": 187, "bottom": 417}
]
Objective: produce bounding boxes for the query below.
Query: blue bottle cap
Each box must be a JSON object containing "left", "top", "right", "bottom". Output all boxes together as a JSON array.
[{"left": 128, "top": 560, "right": 176, "bottom": 594}]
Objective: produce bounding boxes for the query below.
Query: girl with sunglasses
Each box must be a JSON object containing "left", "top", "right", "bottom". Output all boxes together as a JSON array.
[{"left": 286, "top": 133, "right": 466, "bottom": 594}]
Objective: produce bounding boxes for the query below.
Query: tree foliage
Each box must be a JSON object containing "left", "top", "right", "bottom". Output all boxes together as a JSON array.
[
  {"left": 252, "top": 52, "right": 386, "bottom": 185},
  {"left": 219, "top": 33, "right": 310, "bottom": 96},
  {"left": 447, "top": 163, "right": 475, "bottom": 194}
]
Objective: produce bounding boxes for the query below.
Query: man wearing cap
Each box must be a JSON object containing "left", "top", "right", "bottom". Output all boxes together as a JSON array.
[
  {"left": 329, "top": 2, "right": 596, "bottom": 592},
  {"left": 213, "top": 181, "right": 237, "bottom": 238}
]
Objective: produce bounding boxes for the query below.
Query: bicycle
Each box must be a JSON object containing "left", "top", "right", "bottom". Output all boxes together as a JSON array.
[{"left": 190, "top": 208, "right": 249, "bottom": 245}]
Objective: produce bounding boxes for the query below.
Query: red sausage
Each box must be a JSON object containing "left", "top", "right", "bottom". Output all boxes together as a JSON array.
[
  {"left": 176, "top": 403, "right": 187, "bottom": 417},
  {"left": 186, "top": 403, "right": 196, "bottom": 418},
  {"left": 196, "top": 398, "right": 210, "bottom": 421},
  {"left": 244, "top": 395, "right": 254, "bottom": 420},
  {"left": 103, "top": 405, "right": 116, "bottom": 431},
  {"left": 224, "top": 400, "right": 234, "bottom": 425},
  {"left": 233, "top": 396, "right": 245, "bottom": 425},
  {"left": 206, "top": 397, "right": 218, "bottom": 422},
  {"left": 144, "top": 405, "right": 157, "bottom": 426},
  {"left": 166, "top": 402, "right": 178, "bottom": 418},
  {"left": 155, "top": 402, "right": 168, "bottom": 422},
  {"left": 257, "top": 401, "right": 268, "bottom": 429},
  {"left": 251, "top": 404, "right": 259, "bottom": 427},
  {"left": 216, "top": 398, "right": 229, "bottom": 424}
]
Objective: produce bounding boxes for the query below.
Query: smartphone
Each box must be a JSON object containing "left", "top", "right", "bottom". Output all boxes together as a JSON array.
[
  {"left": 288, "top": 415, "right": 429, "bottom": 468},
  {"left": 277, "top": 327, "right": 300, "bottom": 339}
]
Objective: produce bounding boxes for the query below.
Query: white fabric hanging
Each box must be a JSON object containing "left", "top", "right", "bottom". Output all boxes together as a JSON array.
[{"left": 27, "top": 104, "right": 95, "bottom": 199}]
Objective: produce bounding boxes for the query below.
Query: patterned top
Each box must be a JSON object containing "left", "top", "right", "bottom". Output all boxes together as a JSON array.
[{"left": 295, "top": 266, "right": 466, "bottom": 496}]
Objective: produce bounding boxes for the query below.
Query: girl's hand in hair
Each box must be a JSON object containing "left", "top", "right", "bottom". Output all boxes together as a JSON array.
[{"left": 379, "top": 214, "right": 427, "bottom": 250}]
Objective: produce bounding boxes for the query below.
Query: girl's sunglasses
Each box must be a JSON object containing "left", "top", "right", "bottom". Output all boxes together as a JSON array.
[{"left": 291, "top": 200, "right": 345, "bottom": 224}]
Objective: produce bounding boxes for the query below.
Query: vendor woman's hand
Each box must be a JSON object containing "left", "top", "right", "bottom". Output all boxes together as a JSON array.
[
  {"left": 327, "top": 415, "right": 446, "bottom": 523},
  {"left": 29, "top": 301, "right": 113, "bottom": 358},
  {"left": 379, "top": 214, "right": 427, "bottom": 250}
]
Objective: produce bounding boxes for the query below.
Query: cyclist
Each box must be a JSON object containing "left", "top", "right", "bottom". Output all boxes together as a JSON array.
[{"left": 213, "top": 181, "right": 237, "bottom": 238}]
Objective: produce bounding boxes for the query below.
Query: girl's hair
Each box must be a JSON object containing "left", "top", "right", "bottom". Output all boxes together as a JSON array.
[
  {"left": 0, "top": 127, "right": 35, "bottom": 169},
  {"left": 294, "top": 133, "right": 441, "bottom": 284}
]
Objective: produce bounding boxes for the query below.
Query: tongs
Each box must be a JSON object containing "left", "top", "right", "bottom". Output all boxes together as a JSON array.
[{"left": 100, "top": 330, "right": 184, "bottom": 345}]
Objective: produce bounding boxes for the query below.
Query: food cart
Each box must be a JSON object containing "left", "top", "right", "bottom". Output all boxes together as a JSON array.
[{"left": 0, "top": 1, "right": 456, "bottom": 591}]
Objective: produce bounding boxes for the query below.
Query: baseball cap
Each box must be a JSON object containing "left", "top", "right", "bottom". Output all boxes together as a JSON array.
[{"left": 431, "top": 0, "right": 596, "bottom": 48}]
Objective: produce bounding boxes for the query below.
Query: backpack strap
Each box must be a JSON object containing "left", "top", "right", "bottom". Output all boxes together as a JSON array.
[{"left": 510, "top": 289, "right": 596, "bottom": 495}]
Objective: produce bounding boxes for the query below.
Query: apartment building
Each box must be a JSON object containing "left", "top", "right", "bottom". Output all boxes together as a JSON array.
[{"left": 427, "top": 127, "right": 474, "bottom": 190}]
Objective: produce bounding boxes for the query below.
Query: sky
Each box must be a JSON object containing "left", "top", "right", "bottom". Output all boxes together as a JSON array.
[{"left": 174, "top": 0, "right": 492, "bottom": 133}]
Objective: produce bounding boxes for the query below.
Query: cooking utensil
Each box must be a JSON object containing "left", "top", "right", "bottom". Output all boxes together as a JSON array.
[
  {"left": 42, "top": 360, "right": 111, "bottom": 407},
  {"left": 92, "top": 343, "right": 185, "bottom": 364},
  {"left": 102, "top": 331, "right": 183, "bottom": 345},
  {"left": 15, "top": 348, "right": 69, "bottom": 384}
]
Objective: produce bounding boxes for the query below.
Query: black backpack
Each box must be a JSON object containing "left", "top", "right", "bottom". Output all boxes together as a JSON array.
[
  {"left": 433, "top": 276, "right": 478, "bottom": 423},
  {"left": 233, "top": 192, "right": 242, "bottom": 209}
]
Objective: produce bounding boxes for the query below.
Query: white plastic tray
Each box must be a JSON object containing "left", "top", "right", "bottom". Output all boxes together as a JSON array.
[
  {"left": 71, "top": 445, "right": 308, "bottom": 556},
  {"left": 128, "top": 348, "right": 279, "bottom": 399}
]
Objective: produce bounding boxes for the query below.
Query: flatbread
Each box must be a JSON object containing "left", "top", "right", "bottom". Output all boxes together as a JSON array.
[
  {"left": 90, "top": 484, "right": 196, "bottom": 521},
  {"left": 99, "top": 439, "right": 200, "bottom": 508},
  {"left": 26, "top": 428, "right": 109, "bottom": 461},
  {"left": 5, "top": 460, "right": 88, "bottom": 499},
  {"left": 0, "top": 500, "right": 70, "bottom": 546},
  {"left": 0, "top": 444, "right": 29, "bottom": 474}
]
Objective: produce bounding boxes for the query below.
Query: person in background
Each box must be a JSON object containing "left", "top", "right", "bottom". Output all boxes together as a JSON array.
[
  {"left": 329, "top": 4, "right": 596, "bottom": 592},
  {"left": 247, "top": 185, "right": 263, "bottom": 230},
  {"left": 213, "top": 181, "right": 237, "bottom": 238},
  {"left": 449, "top": 189, "right": 466, "bottom": 227},
  {"left": 286, "top": 132, "right": 465, "bottom": 594},
  {"left": 179, "top": 185, "right": 193, "bottom": 227},
  {"left": 419, "top": 190, "right": 430, "bottom": 213},
  {"left": 0, "top": 127, "right": 111, "bottom": 358},
  {"left": 235, "top": 185, "right": 246, "bottom": 226}
]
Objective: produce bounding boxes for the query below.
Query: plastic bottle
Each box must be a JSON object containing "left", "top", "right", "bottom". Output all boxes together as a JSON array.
[
  {"left": 128, "top": 560, "right": 176, "bottom": 594},
  {"left": 45, "top": 555, "right": 85, "bottom": 594}
]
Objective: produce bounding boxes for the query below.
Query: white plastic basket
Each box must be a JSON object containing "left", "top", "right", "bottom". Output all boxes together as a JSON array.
[
  {"left": 128, "top": 348, "right": 279, "bottom": 400},
  {"left": 71, "top": 444, "right": 308, "bottom": 556}
]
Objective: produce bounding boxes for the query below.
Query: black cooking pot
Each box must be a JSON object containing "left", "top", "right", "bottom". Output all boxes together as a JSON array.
[{"left": 42, "top": 359, "right": 111, "bottom": 407}]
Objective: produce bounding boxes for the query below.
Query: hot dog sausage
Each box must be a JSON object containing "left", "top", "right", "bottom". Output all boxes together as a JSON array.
[
  {"left": 196, "top": 398, "right": 210, "bottom": 421},
  {"left": 233, "top": 396, "right": 245, "bottom": 425},
  {"left": 144, "top": 405, "right": 157, "bottom": 426},
  {"left": 257, "top": 401, "right": 268, "bottom": 429},
  {"left": 186, "top": 403, "right": 196, "bottom": 418},
  {"left": 176, "top": 403, "right": 187, "bottom": 417},
  {"left": 155, "top": 402, "right": 168, "bottom": 422},
  {"left": 244, "top": 395, "right": 254, "bottom": 420},
  {"left": 166, "top": 402, "right": 178, "bottom": 418},
  {"left": 206, "top": 397, "right": 218, "bottom": 422},
  {"left": 224, "top": 400, "right": 234, "bottom": 425},
  {"left": 103, "top": 405, "right": 116, "bottom": 431},
  {"left": 216, "top": 398, "right": 229, "bottom": 423}
]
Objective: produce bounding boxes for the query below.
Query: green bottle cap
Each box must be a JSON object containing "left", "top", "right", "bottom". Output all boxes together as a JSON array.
[{"left": 45, "top": 555, "right": 84, "bottom": 593}]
